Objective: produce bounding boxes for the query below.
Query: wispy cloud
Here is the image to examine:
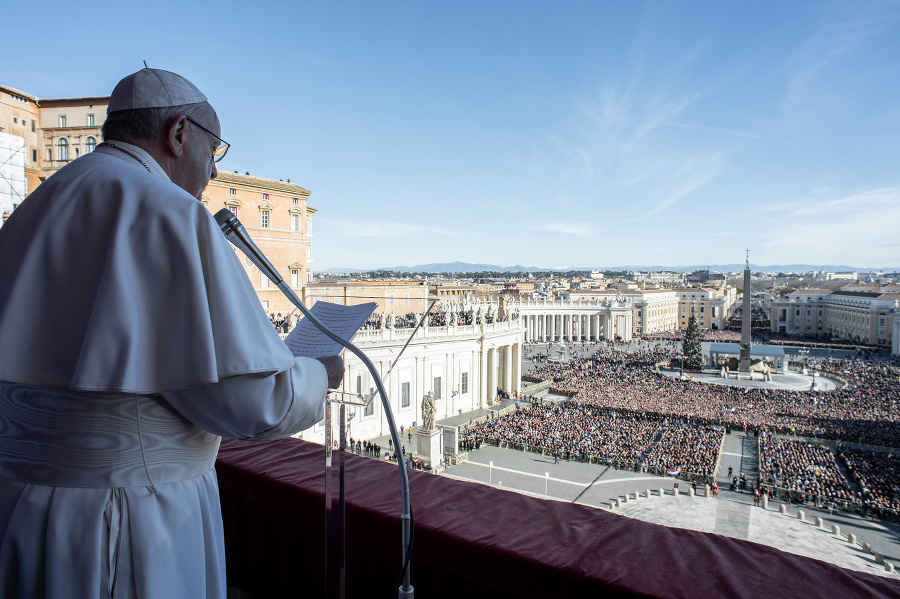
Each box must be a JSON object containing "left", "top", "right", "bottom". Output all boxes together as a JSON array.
[
  {"left": 317, "top": 218, "right": 470, "bottom": 238},
  {"left": 783, "top": 3, "right": 900, "bottom": 115},
  {"left": 664, "top": 121, "right": 766, "bottom": 140},
  {"left": 648, "top": 155, "right": 724, "bottom": 215},
  {"left": 536, "top": 26, "right": 742, "bottom": 216},
  {"left": 290, "top": 51, "right": 333, "bottom": 68},
  {"left": 523, "top": 221, "right": 595, "bottom": 237},
  {"left": 758, "top": 187, "right": 900, "bottom": 265}
]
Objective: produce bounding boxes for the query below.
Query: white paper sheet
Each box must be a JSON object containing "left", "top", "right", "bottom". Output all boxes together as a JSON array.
[{"left": 283, "top": 302, "right": 377, "bottom": 359}]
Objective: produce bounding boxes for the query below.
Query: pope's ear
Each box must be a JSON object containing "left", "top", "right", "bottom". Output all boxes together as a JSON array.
[{"left": 165, "top": 115, "right": 188, "bottom": 158}]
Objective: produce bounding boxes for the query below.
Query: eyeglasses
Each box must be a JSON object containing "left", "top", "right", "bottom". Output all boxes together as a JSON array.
[{"left": 185, "top": 116, "right": 230, "bottom": 163}]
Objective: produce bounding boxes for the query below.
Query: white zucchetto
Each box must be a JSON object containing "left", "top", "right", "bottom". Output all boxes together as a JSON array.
[{"left": 107, "top": 67, "right": 208, "bottom": 114}]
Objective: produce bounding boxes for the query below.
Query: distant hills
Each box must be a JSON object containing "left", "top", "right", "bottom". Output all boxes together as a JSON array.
[{"left": 322, "top": 262, "right": 897, "bottom": 274}]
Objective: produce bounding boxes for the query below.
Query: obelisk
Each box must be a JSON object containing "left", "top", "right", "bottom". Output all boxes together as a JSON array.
[{"left": 739, "top": 250, "right": 752, "bottom": 372}]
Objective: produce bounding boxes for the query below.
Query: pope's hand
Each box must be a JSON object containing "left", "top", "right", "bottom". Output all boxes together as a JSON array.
[{"left": 315, "top": 355, "right": 345, "bottom": 389}]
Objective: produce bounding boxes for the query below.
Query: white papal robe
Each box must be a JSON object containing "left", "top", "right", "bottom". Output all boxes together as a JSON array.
[{"left": 0, "top": 143, "right": 328, "bottom": 598}]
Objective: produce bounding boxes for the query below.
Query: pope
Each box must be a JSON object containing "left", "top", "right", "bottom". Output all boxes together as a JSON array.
[{"left": 0, "top": 67, "right": 343, "bottom": 598}]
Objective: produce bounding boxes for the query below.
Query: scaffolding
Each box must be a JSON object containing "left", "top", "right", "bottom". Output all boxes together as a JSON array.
[{"left": 0, "top": 131, "right": 26, "bottom": 226}]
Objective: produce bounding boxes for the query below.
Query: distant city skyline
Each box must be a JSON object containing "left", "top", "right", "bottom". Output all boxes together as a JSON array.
[{"left": 4, "top": 0, "right": 899, "bottom": 270}]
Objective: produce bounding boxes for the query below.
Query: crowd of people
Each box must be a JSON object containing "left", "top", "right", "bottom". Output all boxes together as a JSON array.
[
  {"left": 524, "top": 347, "right": 900, "bottom": 448},
  {"left": 515, "top": 344, "right": 900, "bottom": 516},
  {"left": 645, "top": 426, "right": 724, "bottom": 478},
  {"left": 467, "top": 403, "right": 722, "bottom": 478},
  {"left": 839, "top": 447, "right": 900, "bottom": 521},
  {"left": 758, "top": 437, "right": 856, "bottom": 507}
]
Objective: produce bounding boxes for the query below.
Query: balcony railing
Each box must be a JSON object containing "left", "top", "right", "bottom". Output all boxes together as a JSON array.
[{"left": 215, "top": 437, "right": 900, "bottom": 598}]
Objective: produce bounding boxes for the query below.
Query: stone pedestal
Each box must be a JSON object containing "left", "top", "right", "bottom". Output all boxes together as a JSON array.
[{"left": 416, "top": 427, "right": 443, "bottom": 468}]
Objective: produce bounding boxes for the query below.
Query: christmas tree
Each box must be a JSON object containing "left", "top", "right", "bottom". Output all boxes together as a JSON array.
[{"left": 681, "top": 309, "right": 704, "bottom": 371}]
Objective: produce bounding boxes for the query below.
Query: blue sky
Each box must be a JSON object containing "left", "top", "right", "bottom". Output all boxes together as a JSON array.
[{"left": 5, "top": 1, "right": 900, "bottom": 270}]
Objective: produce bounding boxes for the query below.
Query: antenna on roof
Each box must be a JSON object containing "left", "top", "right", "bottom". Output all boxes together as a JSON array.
[{"left": 143, "top": 60, "right": 149, "bottom": 68}]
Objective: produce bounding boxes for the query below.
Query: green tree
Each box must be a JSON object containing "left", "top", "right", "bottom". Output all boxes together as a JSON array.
[{"left": 681, "top": 309, "right": 704, "bottom": 371}]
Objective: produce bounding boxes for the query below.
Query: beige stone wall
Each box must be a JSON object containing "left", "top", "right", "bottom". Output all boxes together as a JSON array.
[
  {"left": 0, "top": 86, "right": 43, "bottom": 192},
  {"left": 38, "top": 98, "right": 107, "bottom": 179},
  {"left": 203, "top": 172, "right": 315, "bottom": 318}
]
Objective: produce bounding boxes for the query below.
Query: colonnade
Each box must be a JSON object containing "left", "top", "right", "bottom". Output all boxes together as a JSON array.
[
  {"left": 522, "top": 313, "right": 608, "bottom": 342},
  {"left": 483, "top": 342, "right": 520, "bottom": 402}
]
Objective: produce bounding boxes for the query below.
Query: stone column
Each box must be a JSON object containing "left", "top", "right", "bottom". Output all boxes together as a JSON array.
[
  {"left": 503, "top": 344, "right": 515, "bottom": 396},
  {"left": 513, "top": 343, "right": 521, "bottom": 395},
  {"left": 490, "top": 348, "right": 499, "bottom": 403},
  {"left": 479, "top": 345, "right": 488, "bottom": 408}
]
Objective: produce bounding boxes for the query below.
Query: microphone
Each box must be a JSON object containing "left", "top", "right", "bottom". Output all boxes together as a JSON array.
[
  {"left": 213, "top": 209, "right": 283, "bottom": 285},
  {"left": 213, "top": 206, "right": 415, "bottom": 597}
]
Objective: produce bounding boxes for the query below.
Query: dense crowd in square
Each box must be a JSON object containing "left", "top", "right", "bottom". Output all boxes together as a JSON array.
[
  {"left": 510, "top": 342, "right": 900, "bottom": 516},
  {"left": 759, "top": 437, "right": 856, "bottom": 506}
]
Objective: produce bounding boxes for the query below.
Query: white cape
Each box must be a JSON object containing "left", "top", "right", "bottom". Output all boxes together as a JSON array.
[{"left": 0, "top": 149, "right": 294, "bottom": 393}]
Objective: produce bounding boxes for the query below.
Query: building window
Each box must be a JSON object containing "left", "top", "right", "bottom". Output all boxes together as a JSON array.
[
  {"left": 461, "top": 373, "right": 468, "bottom": 395},
  {"left": 433, "top": 377, "right": 442, "bottom": 401},
  {"left": 57, "top": 139, "right": 68, "bottom": 161},
  {"left": 261, "top": 300, "right": 269, "bottom": 309},
  {"left": 261, "top": 210, "right": 270, "bottom": 228},
  {"left": 87, "top": 114, "right": 94, "bottom": 126},
  {"left": 292, "top": 198, "right": 299, "bottom": 205},
  {"left": 263, "top": 193, "right": 269, "bottom": 200},
  {"left": 404, "top": 293, "right": 410, "bottom": 305},
  {"left": 229, "top": 188, "right": 236, "bottom": 196},
  {"left": 47, "top": 148, "right": 52, "bottom": 161},
  {"left": 291, "top": 269, "right": 299, "bottom": 288},
  {"left": 365, "top": 388, "right": 375, "bottom": 416},
  {"left": 12, "top": 118, "right": 16, "bottom": 124},
  {"left": 31, "top": 120, "right": 36, "bottom": 132},
  {"left": 32, "top": 149, "right": 36, "bottom": 162},
  {"left": 59, "top": 115, "right": 66, "bottom": 127},
  {"left": 402, "top": 382, "right": 410, "bottom": 408},
  {"left": 260, "top": 272, "right": 269, "bottom": 288},
  {"left": 418, "top": 292, "right": 424, "bottom": 304},
  {"left": 291, "top": 213, "right": 299, "bottom": 231},
  {"left": 85, "top": 137, "right": 96, "bottom": 153},
  {"left": 389, "top": 294, "right": 395, "bottom": 306}
]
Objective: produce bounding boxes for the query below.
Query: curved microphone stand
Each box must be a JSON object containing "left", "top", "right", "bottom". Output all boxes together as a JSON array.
[{"left": 214, "top": 209, "right": 414, "bottom": 598}]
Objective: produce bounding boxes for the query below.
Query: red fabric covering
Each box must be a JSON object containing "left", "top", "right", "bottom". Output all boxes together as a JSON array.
[{"left": 216, "top": 438, "right": 900, "bottom": 598}]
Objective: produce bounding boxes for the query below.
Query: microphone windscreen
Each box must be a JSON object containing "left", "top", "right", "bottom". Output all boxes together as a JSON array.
[{"left": 214, "top": 208, "right": 237, "bottom": 231}]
